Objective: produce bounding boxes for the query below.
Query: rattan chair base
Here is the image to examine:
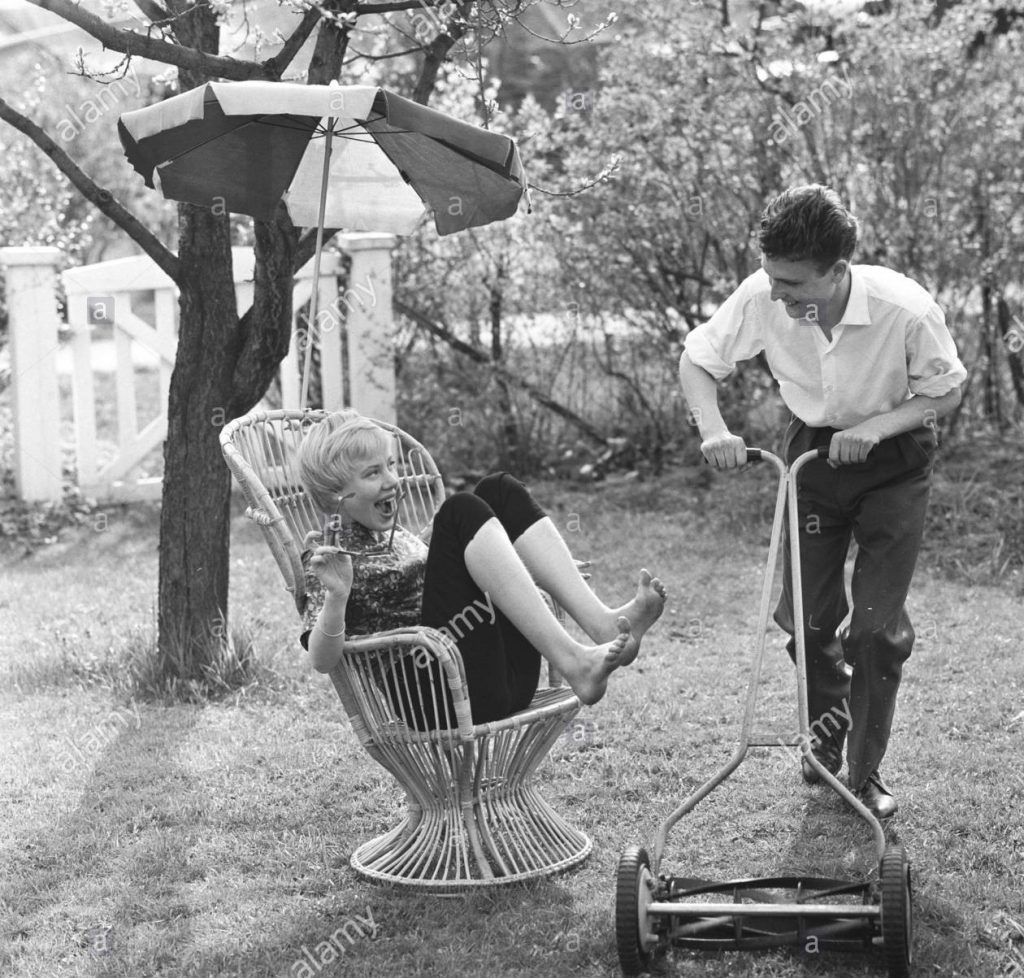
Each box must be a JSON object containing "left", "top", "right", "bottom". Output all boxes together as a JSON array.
[
  {"left": 351, "top": 686, "right": 593, "bottom": 889},
  {"left": 351, "top": 772, "right": 592, "bottom": 889},
  {"left": 351, "top": 801, "right": 592, "bottom": 890}
]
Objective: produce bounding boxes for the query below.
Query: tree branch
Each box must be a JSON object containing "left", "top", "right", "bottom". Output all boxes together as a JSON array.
[
  {"left": 230, "top": 211, "right": 298, "bottom": 416},
  {"left": 263, "top": 4, "right": 323, "bottom": 78},
  {"left": 344, "top": 44, "right": 424, "bottom": 62},
  {"left": 292, "top": 226, "right": 340, "bottom": 273},
  {"left": 25, "top": 0, "right": 274, "bottom": 81},
  {"left": 355, "top": 0, "right": 456, "bottom": 12},
  {"left": 132, "top": 0, "right": 172, "bottom": 25},
  {"left": 395, "top": 298, "right": 608, "bottom": 446},
  {"left": 306, "top": 0, "right": 358, "bottom": 83},
  {"left": 0, "top": 96, "right": 179, "bottom": 282},
  {"left": 411, "top": 0, "right": 472, "bottom": 104},
  {"left": 511, "top": 10, "right": 616, "bottom": 46}
]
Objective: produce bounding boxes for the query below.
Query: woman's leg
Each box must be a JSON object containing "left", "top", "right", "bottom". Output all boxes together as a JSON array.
[
  {"left": 420, "top": 493, "right": 518, "bottom": 723},
  {"left": 422, "top": 491, "right": 636, "bottom": 711},
  {"left": 473, "top": 473, "right": 666, "bottom": 650},
  {"left": 462, "top": 519, "right": 634, "bottom": 706}
]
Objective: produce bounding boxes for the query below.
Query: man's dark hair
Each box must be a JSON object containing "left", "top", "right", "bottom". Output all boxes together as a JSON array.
[{"left": 758, "top": 184, "right": 859, "bottom": 272}]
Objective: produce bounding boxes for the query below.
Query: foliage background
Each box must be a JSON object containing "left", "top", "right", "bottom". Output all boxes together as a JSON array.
[
  {"left": 385, "top": 0, "right": 1024, "bottom": 477},
  {"left": 0, "top": 1, "right": 1022, "bottom": 613},
  {"left": 3, "top": 0, "right": 1022, "bottom": 469}
]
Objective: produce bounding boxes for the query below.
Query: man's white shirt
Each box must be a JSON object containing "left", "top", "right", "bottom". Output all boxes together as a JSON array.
[{"left": 683, "top": 265, "right": 967, "bottom": 429}]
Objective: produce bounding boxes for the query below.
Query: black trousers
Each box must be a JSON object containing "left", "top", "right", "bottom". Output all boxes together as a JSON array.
[
  {"left": 773, "top": 419, "right": 936, "bottom": 789},
  {"left": 388, "top": 472, "right": 546, "bottom": 729}
]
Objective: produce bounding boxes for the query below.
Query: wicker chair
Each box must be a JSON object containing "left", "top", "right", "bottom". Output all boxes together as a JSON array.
[{"left": 220, "top": 409, "right": 592, "bottom": 888}]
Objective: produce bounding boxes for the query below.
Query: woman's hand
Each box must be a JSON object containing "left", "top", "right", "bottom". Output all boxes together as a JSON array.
[{"left": 306, "top": 532, "right": 354, "bottom": 596}]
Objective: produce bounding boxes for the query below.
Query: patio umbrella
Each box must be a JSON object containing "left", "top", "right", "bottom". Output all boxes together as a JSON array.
[{"left": 118, "top": 81, "right": 529, "bottom": 405}]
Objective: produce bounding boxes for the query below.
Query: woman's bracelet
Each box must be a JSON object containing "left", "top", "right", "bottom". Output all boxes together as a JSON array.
[{"left": 315, "top": 619, "right": 346, "bottom": 638}]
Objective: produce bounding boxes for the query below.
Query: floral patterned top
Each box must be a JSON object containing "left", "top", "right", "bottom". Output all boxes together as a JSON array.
[{"left": 299, "top": 522, "right": 428, "bottom": 644}]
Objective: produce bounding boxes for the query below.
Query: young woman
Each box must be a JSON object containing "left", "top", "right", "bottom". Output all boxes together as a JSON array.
[{"left": 297, "top": 410, "right": 667, "bottom": 728}]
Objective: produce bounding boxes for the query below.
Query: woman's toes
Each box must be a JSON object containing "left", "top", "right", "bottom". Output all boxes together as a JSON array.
[{"left": 608, "top": 618, "right": 640, "bottom": 665}]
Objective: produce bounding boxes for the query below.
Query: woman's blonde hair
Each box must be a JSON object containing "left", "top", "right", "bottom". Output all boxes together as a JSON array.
[{"left": 298, "top": 410, "right": 394, "bottom": 517}]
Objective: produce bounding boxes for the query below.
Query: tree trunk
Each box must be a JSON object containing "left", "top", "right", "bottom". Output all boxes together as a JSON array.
[
  {"left": 488, "top": 263, "right": 520, "bottom": 469},
  {"left": 153, "top": 1, "right": 355, "bottom": 677},
  {"left": 997, "top": 295, "right": 1024, "bottom": 417},
  {"left": 974, "top": 179, "right": 1001, "bottom": 425},
  {"left": 157, "top": 205, "right": 238, "bottom": 673},
  {"left": 154, "top": 4, "right": 234, "bottom": 674},
  {"left": 980, "top": 280, "right": 1001, "bottom": 423}
]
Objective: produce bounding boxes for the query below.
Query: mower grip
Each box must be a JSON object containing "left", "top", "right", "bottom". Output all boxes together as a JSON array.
[{"left": 741, "top": 447, "right": 828, "bottom": 464}]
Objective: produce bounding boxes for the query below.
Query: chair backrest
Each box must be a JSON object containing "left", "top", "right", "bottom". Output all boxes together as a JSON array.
[{"left": 220, "top": 409, "right": 446, "bottom": 612}]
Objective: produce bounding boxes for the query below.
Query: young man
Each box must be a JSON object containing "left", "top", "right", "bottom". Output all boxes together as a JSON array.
[{"left": 678, "top": 185, "right": 966, "bottom": 818}]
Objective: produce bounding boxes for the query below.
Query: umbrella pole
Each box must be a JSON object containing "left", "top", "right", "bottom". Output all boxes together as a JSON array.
[{"left": 300, "top": 118, "right": 336, "bottom": 411}]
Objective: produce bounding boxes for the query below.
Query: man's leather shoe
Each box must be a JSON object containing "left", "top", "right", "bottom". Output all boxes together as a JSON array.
[
  {"left": 854, "top": 771, "right": 898, "bottom": 819},
  {"left": 800, "top": 737, "right": 843, "bottom": 784}
]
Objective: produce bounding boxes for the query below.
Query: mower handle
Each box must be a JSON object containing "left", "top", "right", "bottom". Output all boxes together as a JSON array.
[
  {"left": 741, "top": 446, "right": 832, "bottom": 479},
  {"left": 704, "top": 446, "right": 830, "bottom": 467},
  {"left": 746, "top": 446, "right": 830, "bottom": 462}
]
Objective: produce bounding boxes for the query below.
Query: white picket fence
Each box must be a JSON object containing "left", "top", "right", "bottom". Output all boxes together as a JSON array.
[{"left": 1, "top": 234, "right": 397, "bottom": 503}]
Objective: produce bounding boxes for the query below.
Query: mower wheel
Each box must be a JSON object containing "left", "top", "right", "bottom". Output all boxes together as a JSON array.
[
  {"left": 615, "top": 846, "right": 658, "bottom": 975},
  {"left": 880, "top": 843, "right": 913, "bottom": 978}
]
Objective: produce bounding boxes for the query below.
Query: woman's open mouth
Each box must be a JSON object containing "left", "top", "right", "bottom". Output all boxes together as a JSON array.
[{"left": 375, "top": 495, "right": 397, "bottom": 519}]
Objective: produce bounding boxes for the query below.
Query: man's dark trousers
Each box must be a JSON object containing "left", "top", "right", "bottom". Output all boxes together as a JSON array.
[{"left": 773, "top": 419, "right": 936, "bottom": 789}]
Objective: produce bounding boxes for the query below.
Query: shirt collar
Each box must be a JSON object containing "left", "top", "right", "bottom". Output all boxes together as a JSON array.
[{"left": 836, "top": 266, "right": 871, "bottom": 326}]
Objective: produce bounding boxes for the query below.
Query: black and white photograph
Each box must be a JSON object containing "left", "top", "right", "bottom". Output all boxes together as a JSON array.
[{"left": 0, "top": 0, "right": 1020, "bottom": 975}]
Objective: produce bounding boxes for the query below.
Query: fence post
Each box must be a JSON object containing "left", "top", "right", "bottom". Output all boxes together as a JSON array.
[
  {"left": 339, "top": 232, "right": 397, "bottom": 423},
  {"left": 1, "top": 247, "right": 64, "bottom": 503}
]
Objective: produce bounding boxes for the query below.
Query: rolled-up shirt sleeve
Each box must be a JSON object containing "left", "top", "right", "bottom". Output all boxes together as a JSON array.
[
  {"left": 906, "top": 302, "right": 968, "bottom": 397},
  {"left": 683, "top": 276, "right": 766, "bottom": 380}
]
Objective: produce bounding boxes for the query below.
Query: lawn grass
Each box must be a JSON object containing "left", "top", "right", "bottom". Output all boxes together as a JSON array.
[{"left": 1, "top": 462, "right": 1022, "bottom": 978}]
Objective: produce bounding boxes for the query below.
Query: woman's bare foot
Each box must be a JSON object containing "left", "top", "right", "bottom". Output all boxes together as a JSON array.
[
  {"left": 608, "top": 569, "right": 666, "bottom": 664},
  {"left": 563, "top": 616, "right": 638, "bottom": 706}
]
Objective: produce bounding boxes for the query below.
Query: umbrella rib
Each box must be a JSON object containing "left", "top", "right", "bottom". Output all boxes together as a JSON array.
[
  {"left": 312, "top": 116, "right": 397, "bottom": 141},
  {"left": 247, "top": 116, "right": 322, "bottom": 133},
  {"left": 158, "top": 116, "right": 319, "bottom": 166}
]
